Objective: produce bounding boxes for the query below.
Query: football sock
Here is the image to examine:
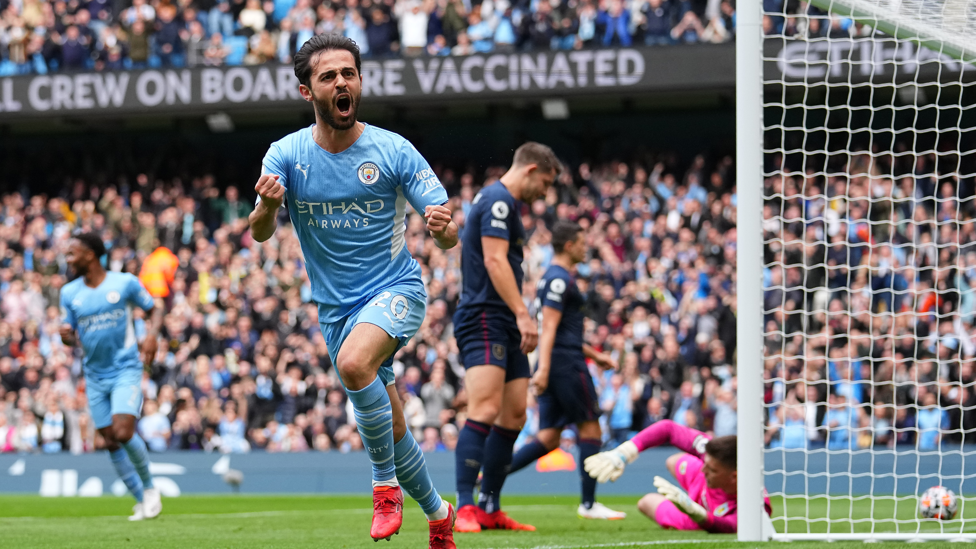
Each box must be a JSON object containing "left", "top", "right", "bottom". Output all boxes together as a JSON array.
[
  {"left": 455, "top": 419, "right": 490, "bottom": 508},
  {"left": 509, "top": 439, "right": 549, "bottom": 474},
  {"left": 393, "top": 429, "right": 444, "bottom": 518},
  {"left": 110, "top": 447, "right": 144, "bottom": 503},
  {"left": 477, "top": 425, "right": 520, "bottom": 513},
  {"left": 121, "top": 433, "right": 154, "bottom": 489},
  {"left": 347, "top": 377, "right": 397, "bottom": 485},
  {"left": 579, "top": 438, "right": 601, "bottom": 510}
]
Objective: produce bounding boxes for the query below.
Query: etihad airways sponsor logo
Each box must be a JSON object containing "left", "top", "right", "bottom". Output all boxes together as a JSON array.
[{"left": 296, "top": 199, "right": 385, "bottom": 230}]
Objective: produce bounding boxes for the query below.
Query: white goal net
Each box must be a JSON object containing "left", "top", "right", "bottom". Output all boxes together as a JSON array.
[{"left": 755, "top": 0, "right": 976, "bottom": 541}]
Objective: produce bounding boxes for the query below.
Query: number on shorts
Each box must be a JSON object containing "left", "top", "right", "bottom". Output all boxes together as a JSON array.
[{"left": 372, "top": 292, "right": 409, "bottom": 321}]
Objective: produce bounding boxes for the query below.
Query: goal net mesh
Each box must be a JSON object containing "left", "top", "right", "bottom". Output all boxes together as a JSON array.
[{"left": 760, "top": 0, "right": 976, "bottom": 539}]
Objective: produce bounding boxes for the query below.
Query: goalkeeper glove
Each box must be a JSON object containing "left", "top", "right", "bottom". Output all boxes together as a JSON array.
[
  {"left": 583, "top": 440, "right": 639, "bottom": 483},
  {"left": 653, "top": 475, "right": 708, "bottom": 523}
]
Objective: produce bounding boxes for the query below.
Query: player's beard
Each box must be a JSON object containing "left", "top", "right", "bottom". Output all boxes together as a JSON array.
[{"left": 313, "top": 88, "right": 360, "bottom": 130}]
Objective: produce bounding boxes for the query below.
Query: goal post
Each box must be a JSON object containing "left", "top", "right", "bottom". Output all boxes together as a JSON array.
[{"left": 738, "top": 0, "right": 976, "bottom": 542}]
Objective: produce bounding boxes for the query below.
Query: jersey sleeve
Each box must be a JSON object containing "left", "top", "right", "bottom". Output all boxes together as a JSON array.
[
  {"left": 127, "top": 275, "right": 156, "bottom": 312},
  {"left": 258, "top": 141, "right": 290, "bottom": 207},
  {"left": 630, "top": 419, "right": 711, "bottom": 457},
  {"left": 59, "top": 290, "right": 77, "bottom": 330},
  {"left": 479, "top": 192, "right": 513, "bottom": 241},
  {"left": 540, "top": 274, "right": 570, "bottom": 312},
  {"left": 397, "top": 140, "right": 448, "bottom": 211}
]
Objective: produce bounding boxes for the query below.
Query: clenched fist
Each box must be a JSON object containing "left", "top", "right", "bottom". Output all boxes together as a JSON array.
[
  {"left": 424, "top": 204, "right": 452, "bottom": 237},
  {"left": 255, "top": 174, "right": 285, "bottom": 211}
]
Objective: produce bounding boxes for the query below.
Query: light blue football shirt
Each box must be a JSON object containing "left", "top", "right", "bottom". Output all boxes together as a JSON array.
[
  {"left": 60, "top": 271, "right": 155, "bottom": 378},
  {"left": 261, "top": 123, "right": 449, "bottom": 324}
]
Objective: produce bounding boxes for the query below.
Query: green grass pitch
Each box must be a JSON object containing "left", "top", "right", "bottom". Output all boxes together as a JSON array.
[{"left": 1, "top": 494, "right": 970, "bottom": 548}]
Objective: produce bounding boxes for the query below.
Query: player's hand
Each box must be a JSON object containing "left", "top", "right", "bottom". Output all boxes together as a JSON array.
[
  {"left": 516, "top": 311, "right": 538, "bottom": 354},
  {"left": 654, "top": 476, "right": 708, "bottom": 523},
  {"left": 584, "top": 440, "right": 639, "bottom": 483},
  {"left": 530, "top": 367, "right": 550, "bottom": 396},
  {"left": 140, "top": 336, "right": 158, "bottom": 371},
  {"left": 59, "top": 324, "right": 75, "bottom": 346},
  {"left": 593, "top": 352, "right": 616, "bottom": 371},
  {"left": 255, "top": 174, "right": 284, "bottom": 211},
  {"left": 424, "top": 204, "right": 452, "bottom": 236}
]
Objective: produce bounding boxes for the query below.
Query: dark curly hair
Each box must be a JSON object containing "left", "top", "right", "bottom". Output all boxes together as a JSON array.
[
  {"left": 72, "top": 232, "right": 107, "bottom": 258},
  {"left": 294, "top": 34, "right": 362, "bottom": 88}
]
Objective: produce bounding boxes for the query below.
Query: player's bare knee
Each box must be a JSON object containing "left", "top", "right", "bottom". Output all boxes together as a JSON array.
[
  {"left": 113, "top": 423, "right": 134, "bottom": 443},
  {"left": 468, "top": 400, "right": 500, "bottom": 423},
  {"left": 578, "top": 421, "right": 602, "bottom": 441},
  {"left": 637, "top": 494, "right": 659, "bottom": 519},
  {"left": 666, "top": 453, "right": 683, "bottom": 477},
  {"left": 498, "top": 408, "right": 526, "bottom": 431},
  {"left": 536, "top": 429, "right": 560, "bottom": 450},
  {"left": 335, "top": 348, "right": 372, "bottom": 388}
]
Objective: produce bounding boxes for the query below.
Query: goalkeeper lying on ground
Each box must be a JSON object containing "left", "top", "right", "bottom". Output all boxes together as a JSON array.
[{"left": 584, "top": 420, "right": 771, "bottom": 533}]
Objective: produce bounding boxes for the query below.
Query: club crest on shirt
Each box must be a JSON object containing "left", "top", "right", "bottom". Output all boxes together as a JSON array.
[
  {"left": 358, "top": 162, "right": 380, "bottom": 185},
  {"left": 106, "top": 291, "right": 121, "bottom": 304},
  {"left": 492, "top": 344, "right": 506, "bottom": 360},
  {"left": 713, "top": 502, "right": 730, "bottom": 517}
]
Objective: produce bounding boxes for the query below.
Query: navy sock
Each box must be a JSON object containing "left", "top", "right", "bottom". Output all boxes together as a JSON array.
[
  {"left": 455, "top": 419, "right": 490, "bottom": 509},
  {"left": 510, "top": 439, "right": 550, "bottom": 474},
  {"left": 579, "top": 438, "right": 601, "bottom": 509},
  {"left": 478, "top": 425, "right": 520, "bottom": 513}
]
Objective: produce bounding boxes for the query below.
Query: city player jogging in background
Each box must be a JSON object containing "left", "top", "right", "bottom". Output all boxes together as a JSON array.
[
  {"left": 59, "top": 232, "right": 165, "bottom": 521},
  {"left": 585, "top": 421, "right": 773, "bottom": 532},
  {"left": 248, "top": 33, "right": 458, "bottom": 548},
  {"left": 452, "top": 142, "right": 559, "bottom": 533},
  {"left": 508, "top": 220, "right": 626, "bottom": 521}
]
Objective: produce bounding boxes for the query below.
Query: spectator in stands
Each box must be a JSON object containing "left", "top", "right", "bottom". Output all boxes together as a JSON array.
[
  {"left": 465, "top": 11, "right": 493, "bottom": 52},
  {"left": 823, "top": 393, "right": 855, "bottom": 451},
  {"left": 60, "top": 26, "right": 91, "bottom": 70},
  {"left": 139, "top": 400, "right": 172, "bottom": 452},
  {"left": 397, "top": 0, "right": 430, "bottom": 56},
  {"left": 640, "top": 0, "right": 672, "bottom": 45},
  {"left": 599, "top": 0, "right": 631, "bottom": 46},
  {"left": 126, "top": 19, "right": 152, "bottom": 69},
  {"left": 204, "top": 32, "right": 231, "bottom": 65},
  {"left": 366, "top": 8, "right": 397, "bottom": 57}
]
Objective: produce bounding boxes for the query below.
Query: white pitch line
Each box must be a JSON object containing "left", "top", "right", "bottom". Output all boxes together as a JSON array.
[
  {"left": 490, "top": 541, "right": 710, "bottom": 549},
  {"left": 0, "top": 504, "right": 579, "bottom": 521}
]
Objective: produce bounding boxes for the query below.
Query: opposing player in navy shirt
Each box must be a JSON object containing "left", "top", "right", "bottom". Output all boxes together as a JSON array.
[
  {"left": 248, "top": 34, "right": 458, "bottom": 547},
  {"left": 453, "top": 142, "right": 558, "bottom": 533},
  {"left": 60, "top": 233, "right": 164, "bottom": 521},
  {"left": 508, "top": 221, "right": 625, "bottom": 520}
]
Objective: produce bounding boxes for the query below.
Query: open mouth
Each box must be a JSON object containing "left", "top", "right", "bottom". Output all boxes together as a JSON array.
[{"left": 335, "top": 94, "right": 351, "bottom": 116}]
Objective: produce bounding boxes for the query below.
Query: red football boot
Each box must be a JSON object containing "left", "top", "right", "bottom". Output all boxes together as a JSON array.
[
  {"left": 370, "top": 486, "right": 404, "bottom": 541},
  {"left": 454, "top": 504, "right": 482, "bottom": 533},
  {"left": 428, "top": 503, "right": 457, "bottom": 548},
  {"left": 482, "top": 509, "right": 536, "bottom": 531}
]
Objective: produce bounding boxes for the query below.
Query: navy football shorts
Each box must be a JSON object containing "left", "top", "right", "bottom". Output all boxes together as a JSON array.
[{"left": 454, "top": 307, "right": 530, "bottom": 382}]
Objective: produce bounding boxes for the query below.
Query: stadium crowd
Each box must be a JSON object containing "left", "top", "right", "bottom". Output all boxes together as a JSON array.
[
  {"left": 0, "top": 149, "right": 746, "bottom": 455},
  {"left": 762, "top": 150, "right": 976, "bottom": 452},
  {"left": 0, "top": 140, "right": 971, "bottom": 456},
  {"left": 0, "top": 0, "right": 738, "bottom": 75}
]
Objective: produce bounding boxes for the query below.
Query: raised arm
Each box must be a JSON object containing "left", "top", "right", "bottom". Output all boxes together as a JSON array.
[
  {"left": 585, "top": 420, "right": 710, "bottom": 483},
  {"left": 249, "top": 174, "right": 284, "bottom": 242},
  {"left": 630, "top": 419, "right": 710, "bottom": 456}
]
